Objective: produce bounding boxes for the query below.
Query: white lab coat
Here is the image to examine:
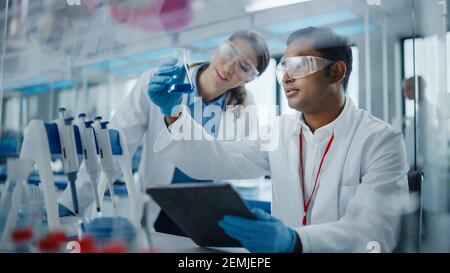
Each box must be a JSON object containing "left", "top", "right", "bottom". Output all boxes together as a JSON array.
[
  {"left": 153, "top": 97, "right": 409, "bottom": 253},
  {"left": 58, "top": 68, "right": 257, "bottom": 225}
]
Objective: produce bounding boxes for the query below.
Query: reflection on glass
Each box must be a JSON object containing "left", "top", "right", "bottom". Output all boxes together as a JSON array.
[{"left": 1, "top": 0, "right": 450, "bottom": 253}]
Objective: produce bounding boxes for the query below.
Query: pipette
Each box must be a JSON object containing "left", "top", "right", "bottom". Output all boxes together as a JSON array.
[
  {"left": 75, "top": 114, "right": 101, "bottom": 214},
  {"left": 93, "top": 117, "right": 117, "bottom": 209},
  {"left": 55, "top": 108, "right": 80, "bottom": 214}
]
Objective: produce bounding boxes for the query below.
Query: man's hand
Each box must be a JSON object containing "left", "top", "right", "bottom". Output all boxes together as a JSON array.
[{"left": 219, "top": 208, "right": 298, "bottom": 253}]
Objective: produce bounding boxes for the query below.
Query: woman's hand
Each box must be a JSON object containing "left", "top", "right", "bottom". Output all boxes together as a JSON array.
[{"left": 148, "top": 58, "right": 185, "bottom": 117}]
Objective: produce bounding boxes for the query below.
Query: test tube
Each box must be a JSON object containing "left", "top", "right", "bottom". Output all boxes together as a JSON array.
[{"left": 168, "top": 48, "right": 194, "bottom": 93}]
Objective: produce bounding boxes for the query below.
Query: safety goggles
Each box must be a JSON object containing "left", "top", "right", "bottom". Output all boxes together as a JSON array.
[
  {"left": 215, "top": 41, "right": 259, "bottom": 82},
  {"left": 276, "top": 56, "right": 334, "bottom": 85}
]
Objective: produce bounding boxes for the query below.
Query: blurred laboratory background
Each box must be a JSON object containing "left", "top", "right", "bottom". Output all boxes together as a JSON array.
[{"left": 0, "top": 0, "right": 449, "bottom": 252}]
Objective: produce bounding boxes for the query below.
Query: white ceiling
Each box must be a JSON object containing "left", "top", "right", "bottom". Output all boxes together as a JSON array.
[{"left": 1, "top": 0, "right": 417, "bottom": 88}]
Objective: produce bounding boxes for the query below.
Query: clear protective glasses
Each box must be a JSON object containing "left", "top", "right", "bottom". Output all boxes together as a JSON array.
[
  {"left": 215, "top": 40, "right": 259, "bottom": 82},
  {"left": 276, "top": 56, "right": 334, "bottom": 85}
]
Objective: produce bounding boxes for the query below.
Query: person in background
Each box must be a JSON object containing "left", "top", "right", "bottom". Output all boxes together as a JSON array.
[{"left": 402, "top": 76, "right": 431, "bottom": 171}]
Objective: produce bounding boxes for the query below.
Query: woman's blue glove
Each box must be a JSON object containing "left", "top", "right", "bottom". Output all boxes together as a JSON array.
[
  {"left": 218, "top": 208, "right": 297, "bottom": 253},
  {"left": 148, "top": 58, "right": 185, "bottom": 116}
]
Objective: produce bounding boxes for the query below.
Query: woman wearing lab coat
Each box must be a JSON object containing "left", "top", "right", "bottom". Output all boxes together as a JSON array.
[{"left": 58, "top": 30, "right": 270, "bottom": 229}]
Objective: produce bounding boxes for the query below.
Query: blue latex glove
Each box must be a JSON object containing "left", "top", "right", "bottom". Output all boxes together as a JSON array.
[
  {"left": 218, "top": 208, "right": 297, "bottom": 253},
  {"left": 148, "top": 57, "right": 186, "bottom": 116}
]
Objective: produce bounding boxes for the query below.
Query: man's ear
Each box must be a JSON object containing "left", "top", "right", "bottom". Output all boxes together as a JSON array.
[{"left": 330, "top": 61, "right": 347, "bottom": 85}]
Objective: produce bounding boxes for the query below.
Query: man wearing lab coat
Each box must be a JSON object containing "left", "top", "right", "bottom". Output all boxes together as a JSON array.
[{"left": 151, "top": 27, "right": 409, "bottom": 253}]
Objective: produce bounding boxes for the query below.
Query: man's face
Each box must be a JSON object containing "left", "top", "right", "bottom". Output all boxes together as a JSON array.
[{"left": 281, "top": 38, "right": 333, "bottom": 113}]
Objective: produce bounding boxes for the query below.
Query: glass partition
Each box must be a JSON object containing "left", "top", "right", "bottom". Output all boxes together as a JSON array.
[
  {"left": 410, "top": 0, "right": 450, "bottom": 252},
  {"left": 1, "top": 0, "right": 449, "bottom": 253}
]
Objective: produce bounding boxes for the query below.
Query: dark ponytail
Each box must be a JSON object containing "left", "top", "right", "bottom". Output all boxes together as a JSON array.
[{"left": 226, "top": 85, "right": 247, "bottom": 107}]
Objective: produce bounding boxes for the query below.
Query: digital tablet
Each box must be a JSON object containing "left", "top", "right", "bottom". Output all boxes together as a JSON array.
[{"left": 146, "top": 183, "right": 256, "bottom": 247}]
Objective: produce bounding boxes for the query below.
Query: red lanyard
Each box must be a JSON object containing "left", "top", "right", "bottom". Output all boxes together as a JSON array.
[{"left": 299, "top": 129, "right": 334, "bottom": 225}]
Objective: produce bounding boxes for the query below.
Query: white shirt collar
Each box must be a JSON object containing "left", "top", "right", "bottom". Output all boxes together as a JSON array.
[{"left": 292, "top": 96, "right": 352, "bottom": 137}]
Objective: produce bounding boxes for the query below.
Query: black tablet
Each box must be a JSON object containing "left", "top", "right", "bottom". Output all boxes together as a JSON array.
[{"left": 146, "top": 183, "right": 256, "bottom": 247}]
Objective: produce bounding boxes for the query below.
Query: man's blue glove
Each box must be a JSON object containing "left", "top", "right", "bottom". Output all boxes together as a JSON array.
[
  {"left": 218, "top": 208, "right": 297, "bottom": 253},
  {"left": 148, "top": 58, "right": 186, "bottom": 116}
]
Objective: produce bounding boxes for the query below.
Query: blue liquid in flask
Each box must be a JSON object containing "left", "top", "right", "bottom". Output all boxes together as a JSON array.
[{"left": 168, "top": 62, "right": 194, "bottom": 93}]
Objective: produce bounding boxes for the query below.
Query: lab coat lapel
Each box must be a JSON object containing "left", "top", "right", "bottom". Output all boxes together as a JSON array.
[
  {"left": 218, "top": 93, "right": 239, "bottom": 140},
  {"left": 286, "top": 131, "right": 306, "bottom": 224},
  {"left": 273, "top": 116, "right": 305, "bottom": 227},
  {"left": 310, "top": 99, "right": 361, "bottom": 224},
  {"left": 309, "top": 136, "right": 342, "bottom": 224},
  {"left": 181, "top": 94, "right": 189, "bottom": 109},
  {"left": 218, "top": 110, "right": 232, "bottom": 140}
]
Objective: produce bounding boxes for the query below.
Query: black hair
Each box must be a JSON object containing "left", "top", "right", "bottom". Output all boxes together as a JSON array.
[{"left": 287, "top": 27, "right": 353, "bottom": 91}]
